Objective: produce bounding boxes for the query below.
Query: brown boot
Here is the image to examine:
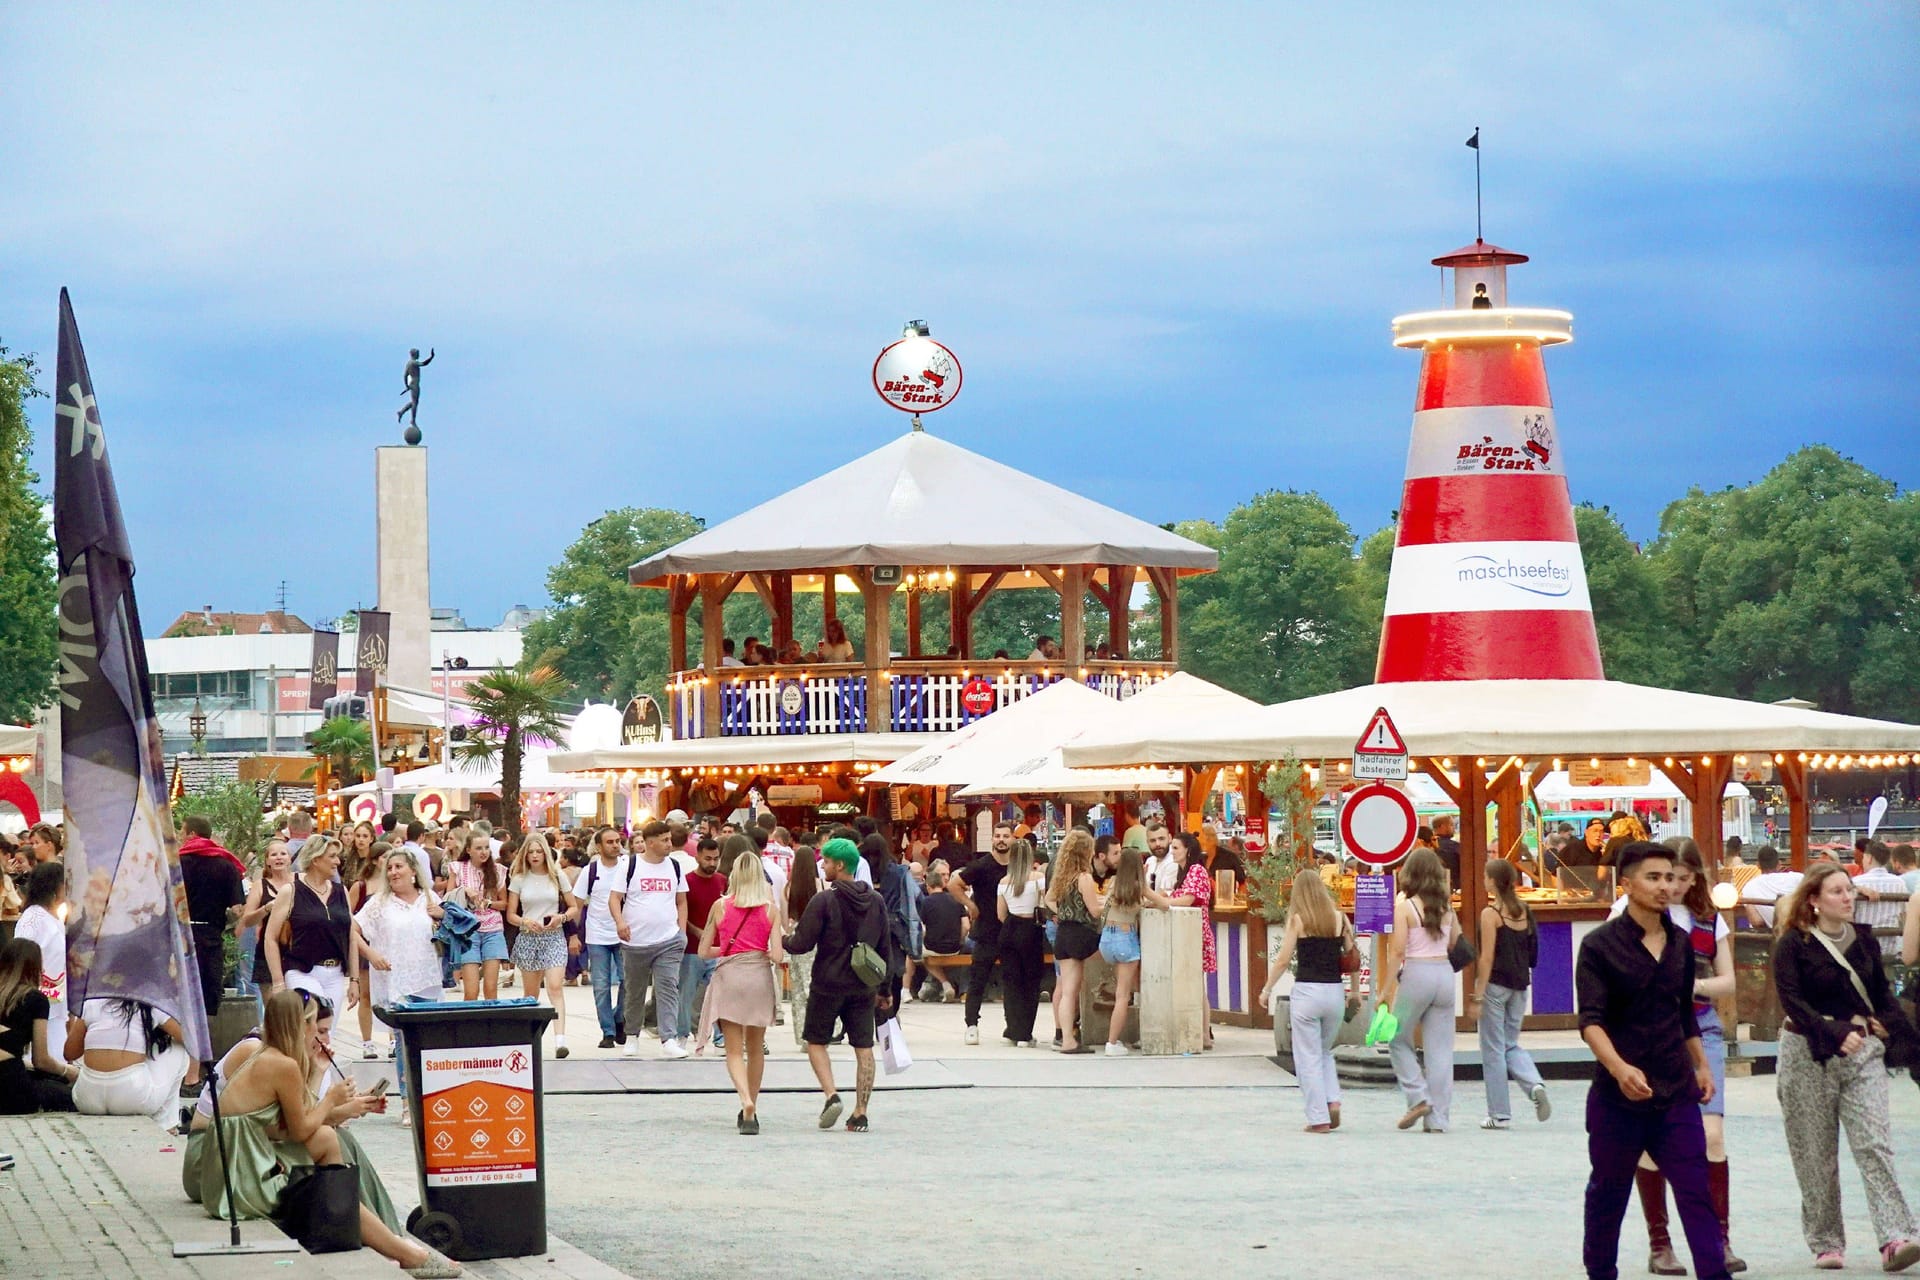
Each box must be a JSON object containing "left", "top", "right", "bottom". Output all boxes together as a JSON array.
[
  {"left": 1708, "top": 1159, "right": 1745, "bottom": 1273},
  {"left": 1636, "top": 1167, "right": 1688, "bottom": 1276}
]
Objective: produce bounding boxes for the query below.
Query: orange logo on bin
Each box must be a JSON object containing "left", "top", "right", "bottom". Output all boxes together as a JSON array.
[{"left": 420, "top": 1042, "right": 537, "bottom": 1188}]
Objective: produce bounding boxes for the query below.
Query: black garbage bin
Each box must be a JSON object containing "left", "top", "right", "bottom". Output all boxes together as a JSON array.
[{"left": 380, "top": 998, "right": 557, "bottom": 1261}]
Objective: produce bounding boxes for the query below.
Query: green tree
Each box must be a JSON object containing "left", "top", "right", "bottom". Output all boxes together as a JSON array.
[
  {"left": 0, "top": 341, "right": 56, "bottom": 723},
  {"left": 1647, "top": 446, "right": 1920, "bottom": 718},
  {"left": 1573, "top": 504, "right": 1684, "bottom": 688},
  {"left": 174, "top": 780, "right": 272, "bottom": 871},
  {"left": 1177, "top": 491, "right": 1377, "bottom": 702},
  {"left": 305, "top": 716, "right": 373, "bottom": 785},
  {"left": 520, "top": 507, "right": 704, "bottom": 705},
  {"left": 454, "top": 667, "right": 567, "bottom": 837}
]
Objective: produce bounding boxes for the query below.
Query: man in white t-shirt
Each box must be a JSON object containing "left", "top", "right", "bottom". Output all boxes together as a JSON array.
[
  {"left": 13, "top": 864, "right": 70, "bottom": 1070},
  {"left": 572, "top": 826, "right": 631, "bottom": 1048},
  {"left": 609, "top": 820, "right": 689, "bottom": 1059},
  {"left": 1143, "top": 820, "right": 1180, "bottom": 894},
  {"left": 763, "top": 825, "right": 795, "bottom": 899},
  {"left": 1741, "top": 845, "right": 1803, "bottom": 929},
  {"left": 1852, "top": 841, "right": 1907, "bottom": 957}
]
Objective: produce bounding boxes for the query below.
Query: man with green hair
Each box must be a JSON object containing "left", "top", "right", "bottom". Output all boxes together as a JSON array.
[{"left": 785, "top": 836, "right": 895, "bottom": 1131}]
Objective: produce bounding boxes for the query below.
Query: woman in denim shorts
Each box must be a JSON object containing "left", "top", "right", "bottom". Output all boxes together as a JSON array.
[{"left": 1094, "top": 848, "right": 1147, "bottom": 1055}]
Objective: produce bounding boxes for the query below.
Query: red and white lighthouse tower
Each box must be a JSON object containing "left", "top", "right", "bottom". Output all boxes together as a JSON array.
[{"left": 1375, "top": 241, "right": 1603, "bottom": 683}]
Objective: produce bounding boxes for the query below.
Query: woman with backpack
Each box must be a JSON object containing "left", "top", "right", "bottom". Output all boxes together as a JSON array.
[
  {"left": 1259, "top": 870, "right": 1360, "bottom": 1132},
  {"left": 1471, "top": 858, "right": 1551, "bottom": 1131},
  {"left": 694, "top": 845, "right": 785, "bottom": 1133},
  {"left": 1379, "top": 847, "right": 1459, "bottom": 1132}
]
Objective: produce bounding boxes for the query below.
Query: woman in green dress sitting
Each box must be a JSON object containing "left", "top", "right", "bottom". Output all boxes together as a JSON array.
[{"left": 183, "top": 989, "right": 459, "bottom": 1277}]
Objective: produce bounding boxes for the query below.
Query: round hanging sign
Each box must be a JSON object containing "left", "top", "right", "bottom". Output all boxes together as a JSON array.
[
  {"left": 348, "top": 794, "right": 380, "bottom": 824},
  {"left": 960, "top": 676, "right": 996, "bottom": 717},
  {"left": 1338, "top": 782, "right": 1418, "bottom": 868},
  {"left": 414, "top": 789, "right": 450, "bottom": 825},
  {"left": 873, "top": 336, "right": 962, "bottom": 414},
  {"left": 778, "top": 679, "right": 806, "bottom": 717}
]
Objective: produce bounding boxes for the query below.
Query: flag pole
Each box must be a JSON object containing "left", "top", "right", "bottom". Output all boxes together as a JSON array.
[{"left": 1473, "top": 126, "right": 1482, "bottom": 241}]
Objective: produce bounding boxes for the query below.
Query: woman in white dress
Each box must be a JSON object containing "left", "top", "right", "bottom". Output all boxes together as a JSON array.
[{"left": 352, "top": 851, "right": 443, "bottom": 1124}]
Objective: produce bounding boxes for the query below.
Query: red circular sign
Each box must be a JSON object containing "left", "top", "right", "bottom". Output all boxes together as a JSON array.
[
  {"left": 960, "top": 676, "right": 996, "bottom": 716},
  {"left": 1338, "top": 783, "right": 1417, "bottom": 867}
]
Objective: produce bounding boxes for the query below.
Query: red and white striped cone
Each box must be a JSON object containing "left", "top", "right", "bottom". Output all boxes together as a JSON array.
[{"left": 1378, "top": 245, "right": 1602, "bottom": 682}]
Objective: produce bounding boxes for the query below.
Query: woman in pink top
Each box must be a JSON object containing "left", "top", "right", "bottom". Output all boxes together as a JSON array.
[
  {"left": 1150, "top": 832, "right": 1219, "bottom": 1049},
  {"left": 695, "top": 850, "right": 785, "bottom": 1134}
]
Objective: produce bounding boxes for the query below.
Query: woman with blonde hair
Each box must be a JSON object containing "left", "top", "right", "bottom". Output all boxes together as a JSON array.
[
  {"left": 1380, "top": 846, "right": 1459, "bottom": 1132},
  {"left": 1259, "top": 870, "right": 1360, "bottom": 1132},
  {"left": 264, "top": 836, "right": 388, "bottom": 1021},
  {"left": 1046, "top": 830, "right": 1101, "bottom": 1054},
  {"left": 187, "top": 990, "right": 460, "bottom": 1276},
  {"left": 695, "top": 843, "right": 785, "bottom": 1133},
  {"left": 346, "top": 840, "right": 390, "bottom": 1058},
  {"left": 1093, "top": 848, "right": 1147, "bottom": 1056},
  {"left": 448, "top": 830, "right": 510, "bottom": 1000},
  {"left": 1773, "top": 862, "right": 1920, "bottom": 1272},
  {"left": 508, "top": 833, "right": 578, "bottom": 1058},
  {"left": 355, "top": 850, "right": 445, "bottom": 1119},
  {"left": 995, "top": 837, "right": 1047, "bottom": 1048},
  {"left": 238, "top": 838, "right": 296, "bottom": 1004}
]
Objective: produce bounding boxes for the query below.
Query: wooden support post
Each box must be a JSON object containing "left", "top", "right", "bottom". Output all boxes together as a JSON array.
[
  {"left": 1183, "top": 765, "right": 1222, "bottom": 831},
  {"left": 1691, "top": 756, "right": 1733, "bottom": 871},
  {"left": 772, "top": 571, "right": 794, "bottom": 652},
  {"left": 1113, "top": 565, "right": 1136, "bottom": 657},
  {"left": 1060, "top": 565, "right": 1086, "bottom": 673},
  {"left": 699, "top": 575, "right": 727, "bottom": 738},
  {"left": 1457, "top": 763, "right": 1489, "bottom": 938},
  {"left": 1777, "top": 756, "right": 1811, "bottom": 871},
  {"left": 858, "top": 570, "right": 895, "bottom": 733},
  {"left": 906, "top": 589, "right": 923, "bottom": 658},
  {"left": 667, "top": 575, "right": 693, "bottom": 675},
  {"left": 1489, "top": 760, "right": 1524, "bottom": 863},
  {"left": 1146, "top": 566, "right": 1179, "bottom": 663}
]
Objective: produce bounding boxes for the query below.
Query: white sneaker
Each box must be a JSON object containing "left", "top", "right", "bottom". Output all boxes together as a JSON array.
[
  {"left": 900, "top": 988, "right": 914, "bottom": 1004},
  {"left": 1016, "top": 1040, "right": 1035, "bottom": 1049},
  {"left": 620, "top": 1040, "right": 637, "bottom": 1059},
  {"left": 660, "top": 1038, "right": 689, "bottom": 1060},
  {"left": 1480, "top": 1116, "right": 1510, "bottom": 1130},
  {"left": 1104, "top": 1042, "right": 1128, "bottom": 1057},
  {"left": 1530, "top": 1083, "right": 1552, "bottom": 1122},
  {"left": 963, "top": 1026, "right": 979, "bottom": 1046}
]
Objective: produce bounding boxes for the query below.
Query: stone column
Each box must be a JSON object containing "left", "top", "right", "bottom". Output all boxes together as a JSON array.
[
  {"left": 1139, "top": 906, "right": 1206, "bottom": 1054},
  {"left": 375, "top": 447, "right": 430, "bottom": 691}
]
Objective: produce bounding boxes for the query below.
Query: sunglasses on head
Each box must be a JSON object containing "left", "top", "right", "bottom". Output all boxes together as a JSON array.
[{"left": 293, "top": 989, "right": 335, "bottom": 1018}]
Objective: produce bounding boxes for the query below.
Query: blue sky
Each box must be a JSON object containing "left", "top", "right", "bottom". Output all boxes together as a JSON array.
[{"left": 3, "top": 4, "right": 1914, "bottom": 629}]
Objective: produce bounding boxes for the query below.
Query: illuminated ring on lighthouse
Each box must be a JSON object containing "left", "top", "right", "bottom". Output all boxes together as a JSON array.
[{"left": 1391, "top": 307, "right": 1573, "bottom": 348}]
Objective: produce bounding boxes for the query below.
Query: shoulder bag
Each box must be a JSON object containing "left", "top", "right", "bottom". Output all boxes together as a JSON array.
[
  {"left": 1445, "top": 911, "right": 1477, "bottom": 974},
  {"left": 278, "top": 1163, "right": 362, "bottom": 1253}
]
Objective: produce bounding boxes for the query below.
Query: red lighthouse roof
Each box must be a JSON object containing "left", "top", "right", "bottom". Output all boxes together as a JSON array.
[{"left": 1431, "top": 239, "right": 1528, "bottom": 268}]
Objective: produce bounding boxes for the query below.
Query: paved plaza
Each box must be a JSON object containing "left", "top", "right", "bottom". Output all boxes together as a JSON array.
[{"left": 6, "top": 982, "right": 1918, "bottom": 1280}]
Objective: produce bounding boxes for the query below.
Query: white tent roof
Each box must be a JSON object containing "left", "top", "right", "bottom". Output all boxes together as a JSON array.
[
  {"left": 1061, "top": 679, "right": 1920, "bottom": 766},
  {"left": 954, "top": 754, "right": 1181, "bottom": 797},
  {"left": 336, "top": 751, "right": 600, "bottom": 796},
  {"left": 871, "top": 680, "right": 1152, "bottom": 787},
  {"left": 627, "top": 429, "right": 1218, "bottom": 586},
  {"left": 547, "top": 732, "right": 939, "bottom": 774},
  {"left": 0, "top": 724, "right": 34, "bottom": 756}
]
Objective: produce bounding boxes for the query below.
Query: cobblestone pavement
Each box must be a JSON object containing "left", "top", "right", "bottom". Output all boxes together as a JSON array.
[
  {"left": 0, "top": 1114, "right": 201, "bottom": 1279},
  {"left": 346, "top": 1072, "right": 1920, "bottom": 1280}
]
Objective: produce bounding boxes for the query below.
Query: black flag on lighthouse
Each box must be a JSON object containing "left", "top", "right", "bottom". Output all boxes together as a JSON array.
[{"left": 53, "top": 289, "right": 210, "bottom": 1060}]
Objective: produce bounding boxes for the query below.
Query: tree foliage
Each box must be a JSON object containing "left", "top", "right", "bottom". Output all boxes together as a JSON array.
[
  {"left": 1176, "top": 491, "right": 1378, "bottom": 702},
  {"left": 520, "top": 507, "right": 704, "bottom": 705},
  {"left": 304, "top": 716, "right": 373, "bottom": 784},
  {"left": 174, "top": 780, "right": 272, "bottom": 871},
  {"left": 1574, "top": 504, "right": 1685, "bottom": 690},
  {"left": 1648, "top": 446, "right": 1920, "bottom": 719},
  {"left": 0, "top": 341, "right": 56, "bottom": 723}
]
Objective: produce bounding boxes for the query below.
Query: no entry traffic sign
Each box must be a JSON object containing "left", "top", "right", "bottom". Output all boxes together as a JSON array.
[{"left": 1339, "top": 782, "right": 1417, "bottom": 867}]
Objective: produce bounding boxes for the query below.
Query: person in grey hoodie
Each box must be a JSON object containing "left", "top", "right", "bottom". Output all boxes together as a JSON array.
[{"left": 784, "top": 837, "right": 895, "bottom": 1132}]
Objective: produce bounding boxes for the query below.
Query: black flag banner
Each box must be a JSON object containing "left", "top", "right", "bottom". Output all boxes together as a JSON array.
[
  {"left": 1466, "top": 127, "right": 1480, "bottom": 149},
  {"left": 307, "top": 628, "right": 340, "bottom": 709},
  {"left": 53, "top": 289, "right": 210, "bottom": 1059},
  {"left": 355, "top": 610, "right": 391, "bottom": 682}
]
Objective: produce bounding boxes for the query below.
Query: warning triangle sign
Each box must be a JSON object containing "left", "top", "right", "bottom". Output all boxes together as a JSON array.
[{"left": 1355, "top": 707, "right": 1408, "bottom": 755}]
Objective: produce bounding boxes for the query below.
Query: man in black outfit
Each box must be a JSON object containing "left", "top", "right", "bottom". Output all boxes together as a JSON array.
[
  {"left": 1576, "top": 841, "right": 1729, "bottom": 1280},
  {"left": 176, "top": 815, "right": 246, "bottom": 1017},
  {"left": 1431, "top": 814, "right": 1462, "bottom": 888},
  {"left": 953, "top": 821, "right": 1014, "bottom": 1046}
]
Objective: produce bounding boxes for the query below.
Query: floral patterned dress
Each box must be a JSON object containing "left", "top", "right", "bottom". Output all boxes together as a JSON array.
[{"left": 1177, "top": 862, "right": 1217, "bottom": 974}]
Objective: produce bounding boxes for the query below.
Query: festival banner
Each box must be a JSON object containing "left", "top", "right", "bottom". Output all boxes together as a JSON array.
[
  {"left": 355, "top": 610, "right": 391, "bottom": 682},
  {"left": 307, "top": 628, "right": 340, "bottom": 709},
  {"left": 53, "top": 290, "right": 210, "bottom": 1059}
]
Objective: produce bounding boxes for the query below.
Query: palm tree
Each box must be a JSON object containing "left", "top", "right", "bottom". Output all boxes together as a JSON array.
[
  {"left": 454, "top": 667, "right": 567, "bottom": 837},
  {"left": 304, "top": 716, "right": 374, "bottom": 785}
]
